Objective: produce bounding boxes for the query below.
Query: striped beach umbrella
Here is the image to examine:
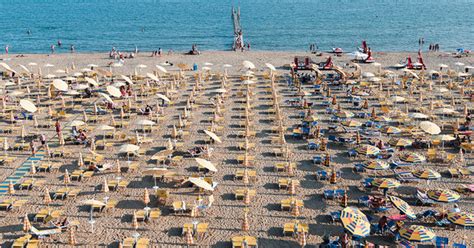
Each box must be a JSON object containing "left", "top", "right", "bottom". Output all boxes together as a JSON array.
[
  {"left": 447, "top": 212, "right": 474, "bottom": 227},
  {"left": 8, "top": 180, "right": 15, "bottom": 195},
  {"left": 400, "top": 225, "right": 435, "bottom": 242},
  {"left": 342, "top": 120, "right": 362, "bottom": 127},
  {"left": 388, "top": 138, "right": 413, "bottom": 147},
  {"left": 298, "top": 231, "right": 307, "bottom": 247},
  {"left": 132, "top": 211, "right": 138, "bottom": 230},
  {"left": 23, "top": 214, "right": 31, "bottom": 232},
  {"left": 374, "top": 116, "right": 392, "bottom": 122},
  {"left": 44, "top": 188, "right": 52, "bottom": 206},
  {"left": 185, "top": 227, "right": 194, "bottom": 245},
  {"left": 143, "top": 188, "right": 150, "bottom": 206},
  {"left": 400, "top": 153, "right": 426, "bottom": 163},
  {"left": 335, "top": 110, "right": 354, "bottom": 118},
  {"left": 64, "top": 169, "right": 71, "bottom": 186},
  {"left": 242, "top": 211, "right": 250, "bottom": 232},
  {"left": 387, "top": 195, "right": 416, "bottom": 219},
  {"left": 103, "top": 178, "right": 109, "bottom": 193},
  {"left": 356, "top": 145, "right": 380, "bottom": 156},
  {"left": 371, "top": 178, "right": 400, "bottom": 189},
  {"left": 363, "top": 160, "right": 389, "bottom": 170},
  {"left": 244, "top": 189, "right": 251, "bottom": 205},
  {"left": 413, "top": 169, "right": 441, "bottom": 180},
  {"left": 427, "top": 189, "right": 460, "bottom": 203},
  {"left": 340, "top": 207, "right": 370, "bottom": 237}
]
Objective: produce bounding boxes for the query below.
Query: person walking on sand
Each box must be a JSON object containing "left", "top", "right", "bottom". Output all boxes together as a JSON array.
[
  {"left": 40, "top": 134, "right": 46, "bottom": 146},
  {"left": 30, "top": 140, "right": 36, "bottom": 156},
  {"left": 55, "top": 120, "right": 61, "bottom": 136}
]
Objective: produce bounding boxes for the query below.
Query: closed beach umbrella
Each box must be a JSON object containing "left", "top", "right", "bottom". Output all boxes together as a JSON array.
[
  {"left": 419, "top": 121, "right": 441, "bottom": 135},
  {"left": 44, "top": 188, "right": 52, "bottom": 205},
  {"left": 413, "top": 169, "right": 441, "bottom": 180},
  {"left": 69, "top": 227, "right": 76, "bottom": 245},
  {"left": 143, "top": 188, "right": 150, "bottom": 206},
  {"left": 447, "top": 212, "right": 474, "bottom": 227},
  {"left": 340, "top": 207, "right": 370, "bottom": 237},
  {"left": 400, "top": 153, "right": 426, "bottom": 163},
  {"left": 387, "top": 195, "right": 416, "bottom": 219},
  {"left": 189, "top": 177, "right": 214, "bottom": 191},
  {"left": 298, "top": 231, "right": 307, "bottom": 247},
  {"left": 400, "top": 225, "right": 435, "bottom": 242},
  {"left": 64, "top": 169, "right": 71, "bottom": 185},
  {"left": 23, "top": 214, "right": 31, "bottom": 232},
  {"left": 371, "top": 178, "right": 400, "bottom": 189},
  {"left": 242, "top": 211, "right": 250, "bottom": 231},
  {"left": 203, "top": 130, "right": 222, "bottom": 143},
  {"left": 120, "top": 75, "right": 133, "bottom": 85},
  {"left": 342, "top": 120, "right": 362, "bottom": 127},
  {"left": 132, "top": 211, "right": 138, "bottom": 230},
  {"left": 185, "top": 227, "right": 194, "bottom": 245},
  {"left": 135, "top": 119, "right": 156, "bottom": 126},
  {"left": 195, "top": 158, "right": 217, "bottom": 172},
  {"left": 427, "top": 189, "right": 460, "bottom": 203},
  {"left": 103, "top": 178, "right": 109, "bottom": 193},
  {"left": 19, "top": 99, "right": 37, "bottom": 113},
  {"left": 363, "top": 160, "right": 389, "bottom": 170}
]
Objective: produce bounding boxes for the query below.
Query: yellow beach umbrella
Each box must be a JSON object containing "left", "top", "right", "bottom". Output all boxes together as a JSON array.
[
  {"left": 447, "top": 212, "right": 474, "bottom": 227},
  {"left": 340, "top": 207, "right": 370, "bottom": 237},
  {"left": 412, "top": 169, "right": 441, "bottom": 180},
  {"left": 388, "top": 138, "right": 413, "bottom": 147},
  {"left": 400, "top": 153, "right": 426, "bottom": 163},
  {"left": 371, "top": 178, "right": 400, "bottom": 189},
  {"left": 427, "top": 189, "right": 460, "bottom": 203},
  {"left": 356, "top": 145, "right": 380, "bottom": 156},
  {"left": 387, "top": 195, "right": 416, "bottom": 219},
  {"left": 400, "top": 225, "right": 435, "bottom": 242},
  {"left": 363, "top": 160, "right": 389, "bottom": 170}
]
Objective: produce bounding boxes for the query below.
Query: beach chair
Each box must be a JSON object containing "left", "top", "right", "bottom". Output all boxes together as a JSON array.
[
  {"left": 196, "top": 223, "right": 209, "bottom": 239},
  {"left": 148, "top": 210, "right": 161, "bottom": 221},
  {"left": 448, "top": 169, "right": 460, "bottom": 178},
  {"left": 122, "top": 237, "right": 135, "bottom": 248},
  {"left": 105, "top": 199, "right": 118, "bottom": 212},
  {"left": 67, "top": 189, "right": 81, "bottom": 199},
  {"left": 283, "top": 223, "right": 295, "bottom": 236},
  {"left": 434, "top": 236, "right": 449, "bottom": 248},
  {"left": 453, "top": 243, "right": 467, "bottom": 248},
  {"left": 330, "top": 211, "right": 341, "bottom": 223},
  {"left": 395, "top": 171, "right": 419, "bottom": 183},
  {"left": 416, "top": 190, "right": 435, "bottom": 206},
  {"left": 231, "top": 236, "right": 244, "bottom": 248},
  {"left": 12, "top": 234, "right": 32, "bottom": 248}
]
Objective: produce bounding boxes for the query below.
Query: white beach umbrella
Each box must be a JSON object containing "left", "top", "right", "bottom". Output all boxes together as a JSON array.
[
  {"left": 19, "top": 99, "right": 37, "bottom": 113},
  {"left": 119, "top": 144, "right": 140, "bottom": 153},
  {"left": 106, "top": 86, "right": 121, "bottom": 98},
  {"left": 85, "top": 77, "right": 98, "bottom": 87},
  {"left": 419, "top": 121, "right": 441, "bottom": 135},
  {"left": 147, "top": 73, "right": 159, "bottom": 81},
  {"left": 265, "top": 63, "right": 276, "bottom": 71},
  {"left": 120, "top": 75, "right": 133, "bottom": 85},
  {"left": 52, "top": 79, "right": 68, "bottom": 91},
  {"left": 156, "top": 94, "right": 170, "bottom": 102},
  {"left": 242, "top": 60, "right": 255, "bottom": 70},
  {"left": 155, "top": 65, "right": 168, "bottom": 73}
]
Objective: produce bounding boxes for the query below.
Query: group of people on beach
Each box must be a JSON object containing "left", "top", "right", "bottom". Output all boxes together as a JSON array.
[
  {"left": 109, "top": 47, "right": 135, "bottom": 60},
  {"left": 429, "top": 43, "right": 440, "bottom": 51}
]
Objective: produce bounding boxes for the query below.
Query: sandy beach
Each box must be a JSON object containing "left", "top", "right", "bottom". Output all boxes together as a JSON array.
[{"left": 0, "top": 50, "right": 472, "bottom": 248}]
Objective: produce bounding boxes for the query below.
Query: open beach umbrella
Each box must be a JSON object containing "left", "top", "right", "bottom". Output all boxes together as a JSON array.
[
  {"left": 340, "top": 207, "right": 370, "bottom": 237},
  {"left": 383, "top": 126, "right": 402, "bottom": 134},
  {"left": 119, "top": 144, "right": 140, "bottom": 153},
  {"left": 335, "top": 110, "right": 354, "bottom": 118},
  {"left": 52, "top": 79, "right": 68, "bottom": 91},
  {"left": 188, "top": 177, "right": 214, "bottom": 191},
  {"left": 70, "top": 120, "right": 86, "bottom": 127},
  {"left": 342, "top": 120, "right": 362, "bottom": 127},
  {"left": 265, "top": 63, "right": 276, "bottom": 71},
  {"left": 155, "top": 65, "right": 168, "bottom": 73},
  {"left": 106, "top": 86, "right": 121, "bottom": 98},
  {"left": 95, "top": 125, "right": 114, "bottom": 131},
  {"left": 135, "top": 119, "right": 156, "bottom": 126},
  {"left": 147, "top": 73, "right": 159, "bottom": 82},
  {"left": 19, "top": 99, "right": 37, "bottom": 113},
  {"left": 413, "top": 169, "right": 441, "bottom": 180},
  {"left": 419, "top": 121, "right": 441, "bottom": 135},
  {"left": 142, "top": 168, "right": 175, "bottom": 176},
  {"left": 195, "top": 158, "right": 217, "bottom": 172},
  {"left": 447, "top": 212, "right": 474, "bottom": 227},
  {"left": 120, "top": 75, "right": 133, "bottom": 85},
  {"left": 400, "top": 153, "right": 426, "bottom": 163},
  {"left": 409, "top": 113, "right": 429, "bottom": 120},
  {"left": 387, "top": 195, "right": 416, "bottom": 219},
  {"left": 99, "top": 92, "right": 114, "bottom": 104},
  {"left": 85, "top": 77, "right": 99, "bottom": 87},
  {"left": 388, "top": 138, "right": 412, "bottom": 147},
  {"left": 203, "top": 130, "right": 222, "bottom": 143},
  {"left": 363, "top": 160, "right": 389, "bottom": 170},
  {"left": 242, "top": 60, "right": 256, "bottom": 70},
  {"left": 390, "top": 96, "right": 406, "bottom": 103},
  {"left": 400, "top": 225, "right": 435, "bottom": 242},
  {"left": 356, "top": 145, "right": 380, "bottom": 156},
  {"left": 373, "top": 116, "right": 392, "bottom": 122},
  {"left": 427, "top": 189, "right": 460, "bottom": 203},
  {"left": 157, "top": 94, "right": 170, "bottom": 103},
  {"left": 82, "top": 199, "right": 106, "bottom": 206},
  {"left": 371, "top": 178, "right": 400, "bottom": 189}
]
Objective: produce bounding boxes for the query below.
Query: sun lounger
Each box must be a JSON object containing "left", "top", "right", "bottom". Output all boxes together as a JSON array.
[
  {"left": 12, "top": 234, "right": 32, "bottom": 248},
  {"left": 395, "top": 171, "right": 420, "bottom": 183},
  {"left": 324, "top": 189, "right": 345, "bottom": 199},
  {"left": 330, "top": 211, "right": 341, "bottom": 223},
  {"left": 135, "top": 238, "right": 149, "bottom": 248},
  {"left": 416, "top": 190, "right": 435, "bottom": 206}
]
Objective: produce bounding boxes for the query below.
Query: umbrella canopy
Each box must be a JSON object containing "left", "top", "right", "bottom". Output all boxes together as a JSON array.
[
  {"left": 342, "top": 120, "right": 362, "bottom": 127},
  {"left": 99, "top": 92, "right": 114, "bottom": 104},
  {"left": 363, "top": 160, "right": 389, "bottom": 170},
  {"left": 434, "top": 108, "right": 457, "bottom": 115},
  {"left": 195, "top": 158, "right": 217, "bottom": 172},
  {"left": 387, "top": 195, "right": 416, "bottom": 219},
  {"left": 188, "top": 177, "right": 214, "bottom": 191},
  {"left": 419, "top": 121, "right": 441, "bottom": 135},
  {"left": 400, "top": 153, "right": 426, "bottom": 163},
  {"left": 356, "top": 145, "right": 380, "bottom": 155},
  {"left": 374, "top": 116, "right": 392, "bottom": 122},
  {"left": 120, "top": 75, "right": 133, "bottom": 84},
  {"left": 390, "top": 96, "right": 406, "bottom": 102},
  {"left": 371, "top": 178, "right": 400, "bottom": 189},
  {"left": 413, "top": 169, "right": 441, "bottom": 180},
  {"left": 147, "top": 73, "right": 159, "bottom": 81},
  {"left": 135, "top": 119, "right": 156, "bottom": 126},
  {"left": 409, "top": 113, "right": 429, "bottom": 119},
  {"left": 119, "top": 144, "right": 140, "bottom": 153},
  {"left": 157, "top": 94, "right": 170, "bottom": 102},
  {"left": 388, "top": 138, "right": 413, "bottom": 147},
  {"left": 265, "top": 63, "right": 276, "bottom": 71},
  {"left": 95, "top": 125, "right": 115, "bottom": 131},
  {"left": 400, "top": 225, "right": 435, "bottom": 242},
  {"left": 82, "top": 199, "right": 106, "bottom": 206},
  {"left": 447, "top": 212, "right": 474, "bottom": 227},
  {"left": 85, "top": 77, "right": 99, "bottom": 87},
  {"left": 203, "top": 130, "right": 222, "bottom": 143},
  {"left": 383, "top": 126, "right": 402, "bottom": 134},
  {"left": 156, "top": 65, "right": 168, "bottom": 73},
  {"left": 70, "top": 120, "right": 86, "bottom": 127},
  {"left": 427, "top": 189, "right": 460, "bottom": 203},
  {"left": 340, "top": 207, "right": 370, "bottom": 237},
  {"left": 19, "top": 99, "right": 37, "bottom": 113},
  {"left": 106, "top": 86, "right": 121, "bottom": 98},
  {"left": 335, "top": 111, "right": 354, "bottom": 118},
  {"left": 242, "top": 60, "right": 256, "bottom": 70},
  {"left": 52, "top": 79, "right": 68, "bottom": 91},
  {"left": 434, "top": 134, "right": 456, "bottom": 141},
  {"left": 362, "top": 72, "right": 375, "bottom": 78}
]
